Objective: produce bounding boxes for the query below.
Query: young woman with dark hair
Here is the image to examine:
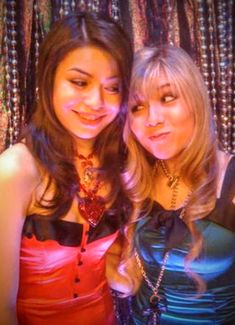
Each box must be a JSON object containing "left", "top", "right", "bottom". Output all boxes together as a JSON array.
[{"left": 0, "top": 12, "right": 133, "bottom": 324}]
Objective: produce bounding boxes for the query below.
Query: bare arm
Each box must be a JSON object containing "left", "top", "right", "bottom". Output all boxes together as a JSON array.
[
  {"left": 106, "top": 234, "right": 142, "bottom": 295},
  {"left": 0, "top": 144, "right": 39, "bottom": 324}
]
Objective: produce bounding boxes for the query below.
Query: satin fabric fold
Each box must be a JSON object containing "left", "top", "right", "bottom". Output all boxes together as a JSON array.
[
  {"left": 17, "top": 211, "right": 126, "bottom": 324},
  {"left": 132, "top": 200, "right": 235, "bottom": 324}
]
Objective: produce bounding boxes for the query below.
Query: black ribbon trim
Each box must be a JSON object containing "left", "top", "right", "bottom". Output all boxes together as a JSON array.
[{"left": 145, "top": 202, "right": 189, "bottom": 251}]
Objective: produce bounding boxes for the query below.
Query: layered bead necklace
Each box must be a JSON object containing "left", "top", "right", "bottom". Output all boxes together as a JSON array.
[
  {"left": 134, "top": 160, "right": 183, "bottom": 325},
  {"left": 77, "top": 152, "right": 105, "bottom": 227}
]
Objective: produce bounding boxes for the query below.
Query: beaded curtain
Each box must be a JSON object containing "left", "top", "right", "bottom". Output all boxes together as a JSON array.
[{"left": 0, "top": 0, "right": 234, "bottom": 154}]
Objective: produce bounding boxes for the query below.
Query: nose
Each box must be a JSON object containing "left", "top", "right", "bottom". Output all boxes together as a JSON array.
[
  {"left": 84, "top": 86, "right": 104, "bottom": 110},
  {"left": 145, "top": 104, "right": 164, "bottom": 127}
]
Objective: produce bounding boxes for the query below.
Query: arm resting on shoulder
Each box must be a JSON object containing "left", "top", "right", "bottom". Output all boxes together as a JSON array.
[{"left": 105, "top": 234, "right": 142, "bottom": 295}]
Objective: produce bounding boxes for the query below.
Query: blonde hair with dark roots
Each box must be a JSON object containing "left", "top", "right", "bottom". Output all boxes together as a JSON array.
[{"left": 121, "top": 45, "right": 218, "bottom": 295}]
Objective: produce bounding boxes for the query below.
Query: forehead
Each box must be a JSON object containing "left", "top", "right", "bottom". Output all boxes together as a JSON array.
[
  {"left": 131, "top": 67, "right": 178, "bottom": 101},
  {"left": 56, "top": 45, "right": 119, "bottom": 76}
]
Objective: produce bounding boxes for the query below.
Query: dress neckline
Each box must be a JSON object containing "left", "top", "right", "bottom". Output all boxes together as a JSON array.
[{"left": 152, "top": 155, "right": 235, "bottom": 214}]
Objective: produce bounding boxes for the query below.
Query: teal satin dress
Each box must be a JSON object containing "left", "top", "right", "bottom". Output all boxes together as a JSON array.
[{"left": 131, "top": 157, "right": 235, "bottom": 325}]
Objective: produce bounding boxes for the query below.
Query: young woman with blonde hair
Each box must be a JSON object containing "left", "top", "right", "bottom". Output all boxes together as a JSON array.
[{"left": 111, "top": 45, "right": 235, "bottom": 324}]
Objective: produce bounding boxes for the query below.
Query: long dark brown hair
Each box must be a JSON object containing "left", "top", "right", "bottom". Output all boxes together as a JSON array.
[{"left": 23, "top": 12, "right": 133, "bottom": 219}]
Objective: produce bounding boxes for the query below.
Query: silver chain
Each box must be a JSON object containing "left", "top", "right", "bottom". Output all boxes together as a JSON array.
[
  {"left": 135, "top": 250, "right": 169, "bottom": 296},
  {"left": 134, "top": 161, "right": 191, "bottom": 324},
  {"left": 159, "top": 160, "right": 180, "bottom": 209}
]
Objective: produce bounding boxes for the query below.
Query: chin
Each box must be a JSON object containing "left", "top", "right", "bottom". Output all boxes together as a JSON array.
[
  {"left": 77, "top": 135, "right": 98, "bottom": 140},
  {"left": 75, "top": 130, "right": 101, "bottom": 138},
  {"left": 150, "top": 150, "right": 174, "bottom": 161}
]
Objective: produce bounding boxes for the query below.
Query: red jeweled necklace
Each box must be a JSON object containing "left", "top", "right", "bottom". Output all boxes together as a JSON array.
[{"left": 77, "top": 152, "right": 105, "bottom": 227}]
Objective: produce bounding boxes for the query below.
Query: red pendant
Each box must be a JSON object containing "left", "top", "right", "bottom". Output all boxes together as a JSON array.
[{"left": 78, "top": 196, "right": 105, "bottom": 227}]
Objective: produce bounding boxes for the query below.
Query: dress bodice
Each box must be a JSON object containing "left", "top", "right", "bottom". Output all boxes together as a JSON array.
[
  {"left": 17, "top": 207, "right": 126, "bottom": 324},
  {"left": 132, "top": 157, "right": 235, "bottom": 325}
]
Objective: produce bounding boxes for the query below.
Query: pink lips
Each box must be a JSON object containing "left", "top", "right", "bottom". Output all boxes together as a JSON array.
[
  {"left": 149, "top": 132, "right": 170, "bottom": 141},
  {"left": 72, "top": 110, "right": 105, "bottom": 126}
]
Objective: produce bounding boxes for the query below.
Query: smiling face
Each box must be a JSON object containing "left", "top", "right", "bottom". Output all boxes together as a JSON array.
[
  {"left": 129, "top": 72, "right": 195, "bottom": 163},
  {"left": 53, "top": 46, "right": 121, "bottom": 146}
]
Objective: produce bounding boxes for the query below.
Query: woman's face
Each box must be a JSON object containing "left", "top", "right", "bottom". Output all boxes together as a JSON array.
[
  {"left": 129, "top": 73, "right": 195, "bottom": 162},
  {"left": 53, "top": 46, "right": 121, "bottom": 144}
]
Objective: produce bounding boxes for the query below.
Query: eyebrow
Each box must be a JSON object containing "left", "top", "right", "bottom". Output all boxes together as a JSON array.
[
  {"left": 68, "top": 67, "right": 119, "bottom": 80},
  {"left": 156, "top": 83, "right": 171, "bottom": 90}
]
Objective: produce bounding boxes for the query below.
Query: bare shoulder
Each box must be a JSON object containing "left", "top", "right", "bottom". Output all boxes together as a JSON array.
[
  {"left": 0, "top": 143, "right": 41, "bottom": 196},
  {"left": 217, "top": 150, "right": 235, "bottom": 202},
  {"left": 0, "top": 143, "right": 39, "bottom": 180},
  {"left": 217, "top": 150, "right": 232, "bottom": 169}
]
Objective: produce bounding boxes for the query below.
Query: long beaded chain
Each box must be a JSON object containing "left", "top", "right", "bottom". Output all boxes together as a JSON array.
[
  {"left": 3, "top": 0, "right": 21, "bottom": 146},
  {"left": 226, "top": 0, "right": 233, "bottom": 154},
  {"left": 111, "top": 0, "right": 120, "bottom": 21},
  {"left": 0, "top": 2, "right": 7, "bottom": 152},
  {"left": 217, "top": 0, "right": 230, "bottom": 153},
  {"left": 207, "top": 0, "right": 218, "bottom": 136},
  {"left": 34, "top": 1, "right": 40, "bottom": 68},
  {"left": 166, "top": 0, "right": 176, "bottom": 46}
]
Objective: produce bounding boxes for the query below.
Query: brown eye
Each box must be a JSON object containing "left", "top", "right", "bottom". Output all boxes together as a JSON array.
[
  {"left": 105, "top": 84, "right": 121, "bottom": 94},
  {"left": 162, "top": 94, "right": 176, "bottom": 103},
  {"left": 131, "top": 104, "right": 146, "bottom": 113},
  {"left": 70, "top": 80, "right": 88, "bottom": 88}
]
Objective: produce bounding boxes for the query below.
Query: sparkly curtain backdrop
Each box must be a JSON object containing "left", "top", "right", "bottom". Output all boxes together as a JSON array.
[{"left": 0, "top": 0, "right": 234, "bottom": 154}]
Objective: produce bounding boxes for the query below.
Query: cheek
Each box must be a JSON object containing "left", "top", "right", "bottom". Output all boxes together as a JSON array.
[
  {"left": 130, "top": 119, "right": 145, "bottom": 146},
  {"left": 108, "top": 100, "right": 121, "bottom": 118},
  {"left": 184, "top": 112, "right": 195, "bottom": 135},
  {"left": 177, "top": 112, "right": 195, "bottom": 147},
  {"left": 173, "top": 106, "right": 194, "bottom": 131},
  {"left": 108, "top": 109, "right": 119, "bottom": 123},
  {"left": 54, "top": 79, "right": 81, "bottom": 102},
  {"left": 129, "top": 118, "right": 139, "bottom": 137},
  {"left": 130, "top": 114, "right": 145, "bottom": 130},
  {"left": 62, "top": 99, "right": 81, "bottom": 110},
  {"left": 108, "top": 96, "right": 122, "bottom": 111},
  {"left": 53, "top": 89, "right": 83, "bottom": 112}
]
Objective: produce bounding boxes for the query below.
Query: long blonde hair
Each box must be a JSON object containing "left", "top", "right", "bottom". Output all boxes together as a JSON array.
[{"left": 122, "top": 45, "right": 218, "bottom": 294}]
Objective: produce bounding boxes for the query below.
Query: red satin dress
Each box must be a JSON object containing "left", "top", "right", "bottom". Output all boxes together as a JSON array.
[{"left": 17, "top": 211, "right": 124, "bottom": 325}]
